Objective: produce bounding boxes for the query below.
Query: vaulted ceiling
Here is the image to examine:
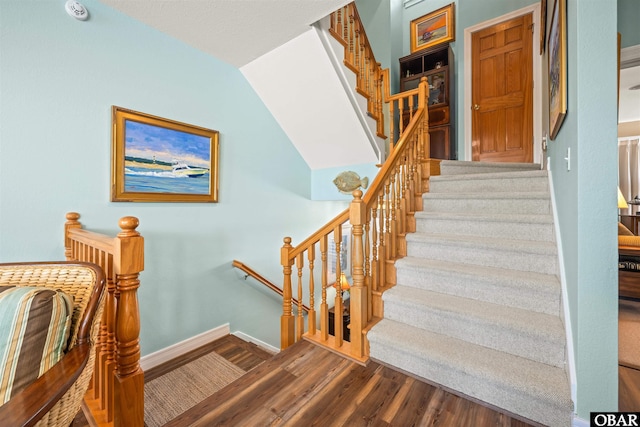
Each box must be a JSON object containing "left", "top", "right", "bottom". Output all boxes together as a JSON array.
[{"left": 98, "top": 0, "right": 350, "bottom": 68}]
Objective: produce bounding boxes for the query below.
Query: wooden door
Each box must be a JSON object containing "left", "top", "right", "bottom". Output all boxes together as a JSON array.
[{"left": 471, "top": 13, "right": 533, "bottom": 163}]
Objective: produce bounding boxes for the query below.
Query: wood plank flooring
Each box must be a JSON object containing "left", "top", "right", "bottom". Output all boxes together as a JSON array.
[
  {"left": 72, "top": 334, "right": 640, "bottom": 426},
  {"left": 165, "top": 339, "right": 539, "bottom": 427},
  {"left": 620, "top": 365, "right": 640, "bottom": 411}
]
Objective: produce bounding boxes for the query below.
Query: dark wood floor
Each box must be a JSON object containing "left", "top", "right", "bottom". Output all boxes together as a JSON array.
[
  {"left": 165, "top": 339, "right": 539, "bottom": 427},
  {"left": 620, "top": 365, "right": 640, "bottom": 411},
  {"left": 73, "top": 334, "right": 640, "bottom": 426}
]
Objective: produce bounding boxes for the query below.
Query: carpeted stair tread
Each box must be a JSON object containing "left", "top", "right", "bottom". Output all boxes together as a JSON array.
[
  {"left": 429, "top": 170, "right": 549, "bottom": 193},
  {"left": 415, "top": 211, "right": 552, "bottom": 224},
  {"left": 406, "top": 232, "right": 557, "bottom": 256},
  {"left": 405, "top": 232, "right": 558, "bottom": 274},
  {"left": 415, "top": 211, "right": 555, "bottom": 241},
  {"left": 368, "top": 319, "right": 572, "bottom": 427},
  {"left": 439, "top": 160, "right": 542, "bottom": 174},
  {"left": 383, "top": 286, "right": 566, "bottom": 367},
  {"left": 394, "top": 256, "right": 560, "bottom": 315},
  {"left": 432, "top": 169, "right": 548, "bottom": 182},
  {"left": 422, "top": 191, "right": 552, "bottom": 214}
]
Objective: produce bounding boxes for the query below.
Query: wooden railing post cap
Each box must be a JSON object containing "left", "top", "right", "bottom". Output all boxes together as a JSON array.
[
  {"left": 66, "top": 212, "right": 80, "bottom": 221},
  {"left": 281, "top": 237, "right": 294, "bottom": 266},
  {"left": 350, "top": 190, "right": 365, "bottom": 223},
  {"left": 118, "top": 216, "right": 140, "bottom": 236}
]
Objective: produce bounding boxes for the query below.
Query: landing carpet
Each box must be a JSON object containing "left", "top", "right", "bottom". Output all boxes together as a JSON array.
[
  {"left": 144, "top": 351, "right": 247, "bottom": 427},
  {"left": 619, "top": 298, "right": 640, "bottom": 369}
]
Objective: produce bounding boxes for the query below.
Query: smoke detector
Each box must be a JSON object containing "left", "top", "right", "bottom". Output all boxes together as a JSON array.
[{"left": 65, "top": 1, "right": 89, "bottom": 21}]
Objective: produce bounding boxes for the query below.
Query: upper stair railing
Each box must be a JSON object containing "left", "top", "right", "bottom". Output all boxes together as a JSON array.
[
  {"left": 280, "top": 77, "right": 434, "bottom": 362},
  {"left": 330, "top": 2, "right": 386, "bottom": 139}
]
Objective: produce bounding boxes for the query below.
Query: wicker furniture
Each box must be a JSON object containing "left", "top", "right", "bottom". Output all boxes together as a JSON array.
[{"left": 0, "top": 262, "right": 106, "bottom": 427}]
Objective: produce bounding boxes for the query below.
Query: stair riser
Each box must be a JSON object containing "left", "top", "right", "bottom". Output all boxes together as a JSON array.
[
  {"left": 422, "top": 197, "right": 551, "bottom": 215},
  {"left": 406, "top": 240, "right": 558, "bottom": 275},
  {"left": 415, "top": 217, "right": 555, "bottom": 241},
  {"left": 440, "top": 165, "right": 541, "bottom": 175},
  {"left": 368, "top": 339, "right": 570, "bottom": 427},
  {"left": 382, "top": 293, "right": 565, "bottom": 367},
  {"left": 430, "top": 177, "right": 548, "bottom": 194},
  {"left": 395, "top": 266, "right": 560, "bottom": 315}
]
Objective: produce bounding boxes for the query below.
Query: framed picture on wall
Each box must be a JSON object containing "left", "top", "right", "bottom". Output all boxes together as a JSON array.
[
  {"left": 111, "top": 106, "right": 219, "bottom": 202},
  {"left": 410, "top": 3, "right": 455, "bottom": 53},
  {"left": 547, "top": 0, "right": 567, "bottom": 140}
]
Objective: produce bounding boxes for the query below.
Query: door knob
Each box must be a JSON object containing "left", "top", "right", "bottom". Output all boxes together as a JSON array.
[{"left": 473, "top": 104, "right": 480, "bottom": 110}]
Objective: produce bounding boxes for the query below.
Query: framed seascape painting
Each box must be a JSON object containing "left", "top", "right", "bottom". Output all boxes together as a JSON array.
[
  {"left": 410, "top": 3, "right": 455, "bottom": 53},
  {"left": 111, "top": 106, "right": 219, "bottom": 202},
  {"left": 547, "top": 0, "right": 567, "bottom": 140}
]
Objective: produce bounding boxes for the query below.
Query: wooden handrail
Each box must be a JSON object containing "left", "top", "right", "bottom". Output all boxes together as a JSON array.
[
  {"left": 330, "top": 2, "right": 388, "bottom": 139},
  {"left": 280, "top": 76, "right": 436, "bottom": 363},
  {"left": 232, "top": 260, "right": 309, "bottom": 312}
]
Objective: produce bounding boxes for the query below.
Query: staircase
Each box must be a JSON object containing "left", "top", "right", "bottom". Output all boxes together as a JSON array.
[{"left": 367, "top": 160, "right": 573, "bottom": 427}]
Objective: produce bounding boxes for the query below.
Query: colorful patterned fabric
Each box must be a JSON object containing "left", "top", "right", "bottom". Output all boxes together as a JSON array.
[{"left": 0, "top": 286, "right": 73, "bottom": 404}]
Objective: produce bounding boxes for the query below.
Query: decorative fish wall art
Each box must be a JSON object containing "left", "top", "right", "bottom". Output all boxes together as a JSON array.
[{"left": 333, "top": 171, "right": 369, "bottom": 195}]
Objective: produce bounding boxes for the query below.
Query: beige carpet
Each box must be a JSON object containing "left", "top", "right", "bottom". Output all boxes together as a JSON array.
[
  {"left": 144, "top": 351, "right": 247, "bottom": 427},
  {"left": 619, "top": 298, "right": 640, "bottom": 369}
]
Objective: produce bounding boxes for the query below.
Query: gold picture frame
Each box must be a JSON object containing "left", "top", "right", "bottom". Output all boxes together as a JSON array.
[
  {"left": 547, "top": 0, "right": 567, "bottom": 140},
  {"left": 111, "top": 106, "right": 219, "bottom": 202},
  {"left": 410, "top": 3, "right": 455, "bottom": 53}
]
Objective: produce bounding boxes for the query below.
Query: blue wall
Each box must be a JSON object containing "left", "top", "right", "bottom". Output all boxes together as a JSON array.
[
  {"left": 547, "top": 0, "right": 619, "bottom": 416},
  {"left": 0, "top": 0, "right": 344, "bottom": 353}
]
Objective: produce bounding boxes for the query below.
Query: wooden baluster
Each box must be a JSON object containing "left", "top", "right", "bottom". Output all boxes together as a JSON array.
[
  {"left": 320, "top": 235, "right": 329, "bottom": 341},
  {"left": 307, "top": 245, "right": 316, "bottom": 335},
  {"left": 396, "top": 163, "right": 405, "bottom": 237},
  {"left": 371, "top": 204, "right": 379, "bottom": 294},
  {"left": 296, "top": 253, "right": 304, "bottom": 341},
  {"left": 350, "top": 190, "right": 367, "bottom": 358},
  {"left": 354, "top": 29, "right": 361, "bottom": 90},
  {"left": 102, "top": 255, "right": 116, "bottom": 421},
  {"left": 342, "top": 5, "right": 349, "bottom": 43},
  {"left": 347, "top": 8, "right": 355, "bottom": 68},
  {"left": 113, "top": 216, "right": 144, "bottom": 427},
  {"left": 281, "top": 237, "right": 295, "bottom": 349},
  {"left": 364, "top": 210, "right": 372, "bottom": 322},
  {"left": 389, "top": 101, "right": 396, "bottom": 153},
  {"left": 379, "top": 189, "right": 387, "bottom": 288},
  {"left": 333, "top": 228, "right": 343, "bottom": 347},
  {"left": 389, "top": 175, "right": 397, "bottom": 259}
]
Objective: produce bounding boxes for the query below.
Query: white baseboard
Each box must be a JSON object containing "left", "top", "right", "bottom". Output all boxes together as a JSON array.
[
  {"left": 140, "top": 323, "right": 230, "bottom": 371},
  {"left": 232, "top": 331, "right": 280, "bottom": 354}
]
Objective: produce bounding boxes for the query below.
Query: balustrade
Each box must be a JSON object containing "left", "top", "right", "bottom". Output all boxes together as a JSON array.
[
  {"left": 281, "top": 77, "right": 437, "bottom": 362},
  {"left": 64, "top": 212, "right": 144, "bottom": 427}
]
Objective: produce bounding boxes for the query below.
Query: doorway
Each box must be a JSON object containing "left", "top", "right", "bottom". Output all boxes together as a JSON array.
[{"left": 463, "top": 4, "right": 542, "bottom": 163}]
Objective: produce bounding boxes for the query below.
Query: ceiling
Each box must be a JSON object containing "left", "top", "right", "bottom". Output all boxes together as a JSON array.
[
  {"left": 98, "top": 0, "right": 350, "bottom": 68},
  {"left": 98, "top": 1, "right": 640, "bottom": 123}
]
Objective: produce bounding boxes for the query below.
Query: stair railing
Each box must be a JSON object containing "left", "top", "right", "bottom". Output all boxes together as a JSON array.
[
  {"left": 233, "top": 260, "right": 309, "bottom": 312},
  {"left": 64, "top": 212, "right": 144, "bottom": 427},
  {"left": 329, "top": 2, "right": 386, "bottom": 139},
  {"left": 281, "top": 77, "right": 433, "bottom": 362}
]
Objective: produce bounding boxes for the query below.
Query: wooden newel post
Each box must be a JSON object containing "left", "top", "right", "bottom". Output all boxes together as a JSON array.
[
  {"left": 113, "top": 216, "right": 144, "bottom": 427},
  {"left": 281, "top": 237, "right": 295, "bottom": 349},
  {"left": 64, "top": 212, "right": 82, "bottom": 260},
  {"left": 349, "top": 190, "right": 368, "bottom": 358}
]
